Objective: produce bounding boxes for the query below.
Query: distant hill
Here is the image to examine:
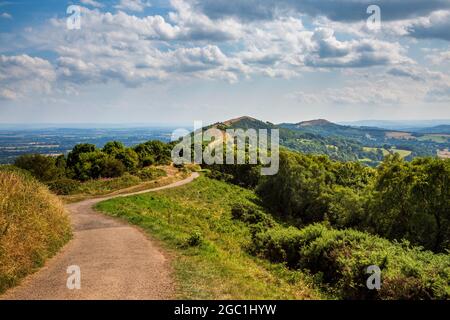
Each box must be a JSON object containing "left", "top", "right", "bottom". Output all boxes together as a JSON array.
[
  {"left": 204, "top": 116, "right": 449, "bottom": 164},
  {"left": 213, "top": 116, "right": 276, "bottom": 130},
  {"left": 279, "top": 119, "right": 389, "bottom": 141},
  {"left": 339, "top": 120, "right": 450, "bottom": 130},
  {"left": 411, "top": 125, "right": 450, "bottom": 134}
]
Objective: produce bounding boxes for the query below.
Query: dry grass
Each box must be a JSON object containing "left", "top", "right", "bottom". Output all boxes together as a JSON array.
[
  {"left": 385, "top": 131, "right": 415, "bottom": 140},
  {"left": 0, "top": 171, "right": 72, "bottom": 294},
  {"left": 60, "top": 165, "right": 190, "bottom": 203}
]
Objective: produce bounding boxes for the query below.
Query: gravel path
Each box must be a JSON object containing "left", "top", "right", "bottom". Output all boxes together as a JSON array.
[{"left": 1, "top": 172, "right": 200, "bottom": 300}]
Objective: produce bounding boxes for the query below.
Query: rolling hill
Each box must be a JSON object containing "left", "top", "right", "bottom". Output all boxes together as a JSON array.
[{"left": 206, "top": 116, "right": 449, "bottom": 164}]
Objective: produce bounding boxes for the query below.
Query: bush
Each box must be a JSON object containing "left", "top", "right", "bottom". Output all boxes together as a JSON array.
[
  {"left": 114, "top": 148, "right": 139, "bottom": 172},
  {"left": 186, "top": 231, "right": 203, "bottom": 247},
  {"left": 231, "top": 203, "right": 274, "bottom": 227},
  {"left": 251, "top": 224, "right": 450, "bottom": 299},
  {"left": 14, "top": 154, "right": 65, "bottom": 182},
  {"left": 97, "top": 157, "right": 126, "bottom": 178},
  {"left": 136, "top": 167, "right": 166, "bottom": 181},
  {"left": 47, "top": 178, "right": 81, "bottom": 195},
  {"left": 0, "top": 171, "right": 72, "bottom": 293},
  {"left": 134, "top": 140, "right": 172, "bottom": 166},
  {"left": 76, "top": 173, "right": 141, "bottom": 195}
]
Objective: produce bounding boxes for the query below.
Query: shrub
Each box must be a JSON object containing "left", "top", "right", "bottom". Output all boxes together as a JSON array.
[
  {"left": 186, "top": 231, "right": 203, "bottom": 247},
  {"left": 0, "top": 171, "right": 72, "bottom": 293},
  {"left": 102, "top": 141, "right": 125, "bottom": 155},
  {"left": 76, "top": 173, "right": 141, "bottom": 195},
  {"left": 231, "top": 203, "right": 274, "bottom": 227},
  {"left": 47, "top": 178, "right": 81, "bottom": 195},
  {"left": 114, "top": 148, "right": 139, "bottom": 172},
  {"left": 134, "top": 140, "right": 172, "bottom": 166},
  {"left": 136, "top": 167, "right": 166, "bottom": 181},
  {"left": 251, "top": 224, "right": 450, "bottom": 300},
  {"left": 97, "top": 157, "right": 126, "bottom": 178},
  {"left": 14, "top": 154, "right": 65, "bottom": 182}
]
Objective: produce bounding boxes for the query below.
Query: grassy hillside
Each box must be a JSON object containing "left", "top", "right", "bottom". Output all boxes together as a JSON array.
[
  {"left": 97, "top": 173, "right": 449, "bottom": 299},
  {"left": 0, "top": 168, "right": 72, "bottom": 293},
  {"left": 96, "top": 176, "right": 321, "bottom": 300}
]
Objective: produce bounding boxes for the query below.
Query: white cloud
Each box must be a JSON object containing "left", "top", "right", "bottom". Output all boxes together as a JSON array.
[
  {"left": 189, "top": 0, "right": 450, "bottom": 22},
  {"left": 288, "top": 65, "right": 450, "bottom": 106},
  {"left": 115, "top": 0, "right": 151, "bottom": 12},
  {"left": 426, "top": 50, "right": 450, "bottom": 64},
  {"left": 0, "top": 55, "right": 56, "bottom": 100},
  {"left": 425, "top": 86, "right": 450, "bottom": 102},
  {"left": 0, "top": 12, "right": 11, "bottom": 19},
  {"left": 305, "top": 28, "right": 411, "bottom": 68},
  {"left": 407, "top": 10, "right": 450, "bottom": 41},
  {"left": 80, "top": 0, "right": 104, "bottom": 8},
  {"left": 0, "top": 2, "right": 431, "bottom": 101}
]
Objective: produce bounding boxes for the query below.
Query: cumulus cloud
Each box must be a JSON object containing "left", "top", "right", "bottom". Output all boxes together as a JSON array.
[
  {"left": 191, "top": 0, "right": 450, "bottom": 22},
  {"left": 425, "top": 50, "right": 450, "bottom": 64},
  {"left": 80, "top": 0, "right": 104, "bottom": 8},
  {"left": 289, "top": 84, "right": 407, "bottom": 105},
  {"left": 0, "top": 1, "right": 436, "bottom": 102},
  {"left": 0, "top": 55, "right": 56, "bottom": 100},
  {"left": 407, "top": 10, "right": 450, "bottom": 41},
  {"left": 288, "top": 66, "right": 450, "bottom": 106},
  {"left": 425, "top": 86, "right": 450, "bottom": 102},
  {"left": 115, "top": 0, "right": 151, "bottom": 12},
  {"left": 305, "top": 28, "right": 411, "bottom": 68}
]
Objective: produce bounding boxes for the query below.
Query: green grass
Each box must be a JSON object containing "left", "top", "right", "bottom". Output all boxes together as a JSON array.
[
  {"left": 363, "top": 147, "right": 411, "bottom": 158},
  {"left": 96, "top": 176, "right": 321, "bottom": 300},
  {"left": 391, "top": 148, "right": 412, "bottom": 158},
  {"left": 417, "top": 134, "right": 450, "bottom": 143}
]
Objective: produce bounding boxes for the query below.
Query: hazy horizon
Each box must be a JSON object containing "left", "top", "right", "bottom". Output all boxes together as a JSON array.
[{"left": 1, "top": 117, "right": 449, "bottom": 131}]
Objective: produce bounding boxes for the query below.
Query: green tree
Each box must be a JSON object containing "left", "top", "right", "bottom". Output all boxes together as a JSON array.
[
  {"left": 67, "top": 143, "right": 97, "bottom": 168},
  {"left": 134, "top": 140, "right": 171, "bottom": 165},
  {"left": 368, "top": 155, "right": 450, "bottom": 252},
  {"left": 102, "top": 141, "right": 125, "bottom": 156},
  {"left": 115, "top": 148, "right": 139, "bottom": 172},
  {"left": 14, "top": 154, "right": 65, "bottom": 182}
]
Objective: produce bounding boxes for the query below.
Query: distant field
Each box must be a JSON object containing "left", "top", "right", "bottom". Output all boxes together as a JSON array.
[
  {"left": 385, "top": 131, "right": 415, "bottom": 140},
  {"left": 438, "top": 149, "right": 450, "bottom": 159},
  {"left": 363, "top": 147, "right": 411, "bottom": 158},
  {"left": 0, "top": 127, "right": 175, "bottom": 164},
  {"left": 417, "top": 134, "right": 450, "bottom": 143}
]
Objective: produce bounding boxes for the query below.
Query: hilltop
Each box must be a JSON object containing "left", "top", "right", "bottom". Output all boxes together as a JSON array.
[{"left": 212, "top": 116, "right": 275, "bottom": 130}]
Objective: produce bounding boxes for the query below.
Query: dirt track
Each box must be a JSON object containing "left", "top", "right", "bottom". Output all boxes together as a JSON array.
[{"left": 1, "top": 172, "right": 199, "bottom": 300}]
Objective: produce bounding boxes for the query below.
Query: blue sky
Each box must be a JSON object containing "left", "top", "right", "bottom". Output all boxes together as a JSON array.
[{"left": 0, "top": 0, "right": 449, "bottom": 124}]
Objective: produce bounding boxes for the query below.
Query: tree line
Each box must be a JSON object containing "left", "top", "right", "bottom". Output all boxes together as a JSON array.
[
  {"left": 13, "top": 140, "right": 172, "bottom": 182},
  {"left": 206, "top": 149, "right": 450, "bottom": 253}
]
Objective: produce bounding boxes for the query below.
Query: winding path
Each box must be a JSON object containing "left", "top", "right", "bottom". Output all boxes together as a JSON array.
[{"left": 1, "top": 172, "right": 199, "bottom": 300}]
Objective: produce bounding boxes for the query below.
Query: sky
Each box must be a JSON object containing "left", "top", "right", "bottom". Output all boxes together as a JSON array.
[{"left": 0, "top": 0, "right": 449, "bottom": 124}]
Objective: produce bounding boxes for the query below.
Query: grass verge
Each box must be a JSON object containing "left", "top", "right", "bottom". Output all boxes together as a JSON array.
[
  {"left": 0, "top": 169, "right": 72, "bottom": 294},
  {"left": 59, "top": 166, "right": 188, "bottom": 203}
]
